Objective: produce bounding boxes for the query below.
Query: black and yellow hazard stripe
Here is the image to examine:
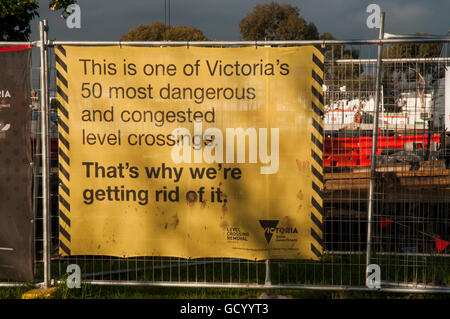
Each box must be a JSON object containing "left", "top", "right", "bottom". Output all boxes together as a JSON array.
[
  {"left": 310, "top": 47, "right": 324, "bottom": 259},
  {"left": 55, "top": 45, "right": 71, "bottom": 256}
]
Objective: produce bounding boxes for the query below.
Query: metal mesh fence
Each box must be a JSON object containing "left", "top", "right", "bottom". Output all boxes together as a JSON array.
[
  {"left": 1, "top": 39, "right": 449, "bottom": 292},
  {"left": 322, "top": 41, "right": 450, "bottom": 289}
]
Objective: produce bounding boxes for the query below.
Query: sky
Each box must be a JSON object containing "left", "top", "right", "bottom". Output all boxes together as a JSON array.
[{"left": 29, "top": 0, "right": 450, "bottom": 42}]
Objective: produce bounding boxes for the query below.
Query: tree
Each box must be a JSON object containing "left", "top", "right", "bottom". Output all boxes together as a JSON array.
[
  {"left": 239, "top": 2, "right": 319, "bottom": 41},
  {"left": 0, "top": 0, "right": 39, "bottom": 41},
  {"left": 120, "top": 21, "right": 208, "bottom": 41},
  {"left": 0, "top": 0, "right": 75, "bottom": 41},
  {"left": 382, "top": 37, "right": 443, "bottom": 81}
]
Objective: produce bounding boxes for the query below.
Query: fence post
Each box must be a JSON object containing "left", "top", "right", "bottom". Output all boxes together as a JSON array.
[
  {"left": 366, "top": 12, "right": 385, "bottom": 284},
  {"left": 39, "top": 19, "right": 51, "bottom": 288},
  {"left": 265, "top": 259, "right": 271, "bottom": 286}
]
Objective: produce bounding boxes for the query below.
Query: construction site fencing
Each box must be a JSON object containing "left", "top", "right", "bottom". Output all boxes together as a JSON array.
[{"left": 0, "top": 30, "right": 450, "bottom": 293}]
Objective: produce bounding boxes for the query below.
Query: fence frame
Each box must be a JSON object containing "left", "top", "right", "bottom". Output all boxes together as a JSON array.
[{"left": 1, "top": 19, "right": 450, "bottom": 292}]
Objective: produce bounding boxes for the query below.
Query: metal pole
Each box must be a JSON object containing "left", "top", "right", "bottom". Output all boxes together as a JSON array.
[
  {"left": 366, "top": 12, "right": 385, "bottom": 284},
  {"left": 0, "top": 41, "right": 37, "bottom": 46},
  {"left": 39, "top": 19, "right": 51, "bottom": 288},
  {"left": 265, "top": 259, "right": 271, "bottom": 286},
  {"left": 52, "top": 280, "right": 450, "bottom": 294},
  {"left": 46, "top": 38, "right": 450, "bottom": 47},
  {"left": 332, "top": 57, "right": 450, "bottom": 64}
]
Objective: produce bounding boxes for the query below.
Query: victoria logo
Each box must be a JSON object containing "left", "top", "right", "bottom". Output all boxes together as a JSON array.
[
  {"left": 259, "top": 220, "right": 279, "bottom": 243},
  {"left": 259, "top": 220, "right": 299, "bottom": 243}
]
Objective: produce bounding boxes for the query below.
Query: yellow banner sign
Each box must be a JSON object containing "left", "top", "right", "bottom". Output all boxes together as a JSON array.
[{"left": 56, "top": 46, "right": 324, "bottom": 260}]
